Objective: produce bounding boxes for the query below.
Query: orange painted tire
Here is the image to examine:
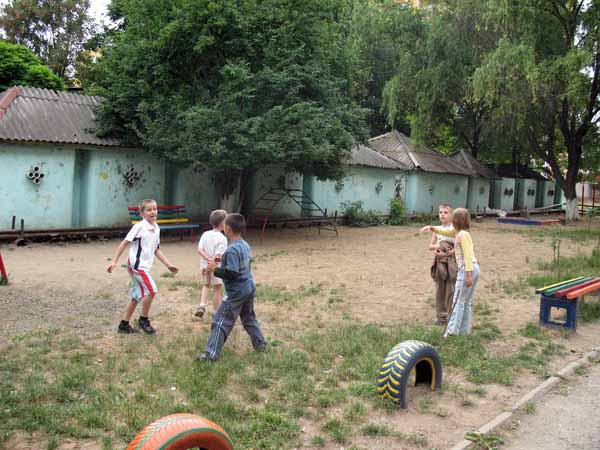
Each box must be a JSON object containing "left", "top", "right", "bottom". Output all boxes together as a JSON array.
[{"left": 126, "top": 413, "right": 234, "bottom": 450}]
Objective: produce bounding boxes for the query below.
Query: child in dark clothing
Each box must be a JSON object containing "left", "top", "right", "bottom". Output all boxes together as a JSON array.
[{"left": 195, "top": 213, "right": 267, "bottom": 362}]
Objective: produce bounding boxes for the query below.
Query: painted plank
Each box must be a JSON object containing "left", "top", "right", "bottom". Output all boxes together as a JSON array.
[
  {"left": 497, "top": 218, "right": 561, "bottom": 226},
  {"left": 131, "top": 218, "right": 190, "bottom": 224},
  {"left": 566, "top": 280, "right": 600, "bottom": 300},
  {"left": 535, "top": 277, "right": 585, "bottom": 294},
  {"left": 543, "top": 277, "right": 594, "bottom": 297}
]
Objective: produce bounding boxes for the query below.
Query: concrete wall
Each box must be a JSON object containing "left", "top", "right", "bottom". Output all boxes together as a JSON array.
[
  {"left": 247, "top": 167, "right": 303, "bottom": 218},
  {"left": 167, "top": 165, "right": 220, "bottom": 222},
  {"left": 405, "top": 172, "right": 469, "bottom": 214},
  {"left": 0, "top": 143, "right": 76, "bottom": 230},
  {"left": 0, "top": 143, "right": 221, "bottom": 230},
  {"left": 536, "top": 180, "right": 556, "bottom": 208},
  {"left": 466, "top": 177, "right": 491, "bottom": 213},
  {"left": 515, "top": 178, "right": 537, "bottom": 210},
  {"left": 77, "top": 148, "right": 169, "bottom": 228},
  {"left": 305, "top": 166, "right": 405, "bottom": 216},
  {"left": 491, "top": 178, "right": 516, "bottom": 211}
]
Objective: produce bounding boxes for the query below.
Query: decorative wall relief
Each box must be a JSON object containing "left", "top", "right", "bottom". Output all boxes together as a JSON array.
[
  {"left": 334, "top": 179, "right": 344, "bottom": 193},
  {"left": 123, "top": 166, "right": 142, "bottom": 187},
  {"left": 375, "top": 181, "right": 383, "bottom": 194},
  {"left": 26, "top": 165, "right": 45, "bottom": 185},
  {"left": 428, "top": 185, "right": 435, "bottom": 195},
  {"left": 527, "top": 188, "right": 536, "bottom": 196},
  {"left": 454, "top": 185, "right": 460, "bottom": 194},
  {"left": 479, "top": 186, "right": 486, "bottom": 195},
  {"left": 504, "top": 188, "right": 514, "bottom": 196},
  {"left": 548, "top": 190, "right": 555, "bottom": 197}
]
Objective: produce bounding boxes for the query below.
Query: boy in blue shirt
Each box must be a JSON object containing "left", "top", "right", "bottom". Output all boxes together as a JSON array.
[{"left": 196, "top": 213, "right": 266, "bottom": 362}]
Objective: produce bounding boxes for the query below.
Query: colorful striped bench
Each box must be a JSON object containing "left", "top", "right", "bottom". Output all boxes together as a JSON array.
[
  {"left": 128, "top": 204, "right": 201, "bottom": 241},
  {"left": 535, "top": 277, "right": 600, "bottom": 330}
]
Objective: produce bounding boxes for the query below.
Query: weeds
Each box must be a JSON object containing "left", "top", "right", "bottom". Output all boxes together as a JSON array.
[{"left": 465, "top": 431, "right": 504, "bottom": 450}]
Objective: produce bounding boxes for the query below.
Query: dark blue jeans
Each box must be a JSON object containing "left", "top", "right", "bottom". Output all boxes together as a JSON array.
[{"left": 203, "top": 290, "right": 266, "bottom": 360}]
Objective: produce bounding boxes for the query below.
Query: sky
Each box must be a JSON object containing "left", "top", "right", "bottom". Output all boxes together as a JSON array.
[{"left": 0, "top": 0, "right": 111, "bottom": 23}]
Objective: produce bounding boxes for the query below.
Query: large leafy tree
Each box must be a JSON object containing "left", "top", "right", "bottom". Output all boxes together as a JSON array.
[
  {"left": 0, "top": 0, "right": 95, "bottom": 79},
  {"left": 0, "top": 40, "right": 64, "bottom": 90},
  {"left": 474, "top": 0, "right": 600, "bottom": 220},
  {"left": 382, "top": 0, "right": 501, "bottom": 156},
  {"left": 92, "top": 0, "right": 368, "bottom": 208}
]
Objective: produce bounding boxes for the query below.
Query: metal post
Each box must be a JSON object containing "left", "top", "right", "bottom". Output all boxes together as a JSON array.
[
  {"left": 581, "top": 183, "right": 585, "bottom": 214},
  {"left": 0, "top": 252, "right": 7, "bottom": 283},
  {"left": 20, "top": 218, "right": 24, "bottom": 236},
  {"left": 11, "top": 216, "right": 15, "bottom": 230}
]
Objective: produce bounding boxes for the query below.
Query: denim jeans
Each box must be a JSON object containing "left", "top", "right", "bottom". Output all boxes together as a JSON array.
[{"left": 445, "top": 263, "right": 480, "bottom": 336}]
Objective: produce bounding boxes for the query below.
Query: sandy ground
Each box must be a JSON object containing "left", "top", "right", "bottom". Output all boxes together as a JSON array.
[{"left": 1, "top": 219, "right": 600, "bottom": 450}]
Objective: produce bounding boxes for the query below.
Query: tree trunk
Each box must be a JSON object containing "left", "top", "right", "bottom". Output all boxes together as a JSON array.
[
  {"left": 563, "top": 181, "right": 580, "bottom": 221},
  {"left": 218, "top": 172, "right": 241, "bottom": 213},
  {"left": 565, "top": 197, "right": 579, "bottom": 221}
]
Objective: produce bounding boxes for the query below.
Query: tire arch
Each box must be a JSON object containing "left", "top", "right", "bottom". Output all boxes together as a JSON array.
[
  {"left": 376, "top": 340, "right": 442, "bottom": 408},
  {"left": 126, "top": 413, "right": 233, "bottom": 450}
]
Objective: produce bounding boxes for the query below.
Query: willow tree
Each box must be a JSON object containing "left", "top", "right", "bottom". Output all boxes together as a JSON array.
[{"left": 474, "top": 0, "right": 600, "bottom": 220}]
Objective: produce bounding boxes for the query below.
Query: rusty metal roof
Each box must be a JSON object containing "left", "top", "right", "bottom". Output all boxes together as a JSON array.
[
  {"left": 347, "top": 144, "right": 409, "bottom": 170},
  {"left": 368, "top": 130, "right": 473, "bottom": 176},
  {"left": 451, "top": 149, "right": 500, "bottom": 179},
  {"left": 0, "top": 86, "right": 122, "bottom": 147}
]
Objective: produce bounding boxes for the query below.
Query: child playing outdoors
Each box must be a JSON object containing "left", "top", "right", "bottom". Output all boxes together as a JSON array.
[
  {"left": 421, "top": 208, "right": 479, "bottom": 337},
  {"left": 196, "top": 213, "right": 267, "bottom": 362},
  {"left": 107, "top": 199, "right": 179, "bottom": 334},
  {"left": 428, "top": 204, "right": 456, "bottom": 326},
  {"left": 195, "top": 209, "right": 228, "bottom": 319}
]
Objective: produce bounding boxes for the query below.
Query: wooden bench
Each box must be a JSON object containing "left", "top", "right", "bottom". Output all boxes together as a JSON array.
[
  {"left": 128, "top": 204, "right": 201, "bottom": 241},
  {"left": 536, "top": 277, "right": 600, "bottom": 331}
]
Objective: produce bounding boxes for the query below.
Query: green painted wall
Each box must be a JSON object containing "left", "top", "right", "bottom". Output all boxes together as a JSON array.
[
  {"left": 515, "top": 178, "right": 537, "bottom": 210},
  {"left": 168, "top": 165, "right": 219, "bottom": 221},
  {"left": 247, "top": 167, "right": 303, "bottom": 218},
  {"left": 491, "top": 178, "right": 516, "bottom": 211},
  {"left": 466, "top": 177, "right": 491, "bottom": 213},
  {"left": 0, "top": 143, "right": 76, "bottom": 230},
  {"left": 306, "top": 166, "right": 405, "bottom": 216},
  {"left": 78, "top": 148, "right": 168, "bottom": 227},
  {"left": 536, "top": 180, "right": 556, "bottom": 208},
  {"left": 405, "top": 172, "right": 469, "bottom": 214}
]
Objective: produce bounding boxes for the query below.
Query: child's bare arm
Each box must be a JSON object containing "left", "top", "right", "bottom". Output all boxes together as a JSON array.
[
  {"left": 428, "top": 233, "right": 438, "bottom": 251},
  {"left": 197, "top": 247, "right": 213, "bottom": 262},
  {"left": 107, "top": 240, "right": 129, "bottom": 273},
  {"left": 155, "top": 248, "right": 178, "bottom": 273}
]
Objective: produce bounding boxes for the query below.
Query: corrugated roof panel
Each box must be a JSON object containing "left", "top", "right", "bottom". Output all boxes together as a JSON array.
[
  {"left": 451, "top": 150, "right": 500, "bottom": 179},
  {"left": 0, "top": 86, "right": 123, "bottom": 147},
  {"left": 347, "top": 144, "right": 409, "bottom": 169}
]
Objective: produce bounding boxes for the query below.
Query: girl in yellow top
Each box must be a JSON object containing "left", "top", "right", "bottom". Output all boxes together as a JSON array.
[{"left": 421, "top": 208, "right": 479, "bottom": 337}]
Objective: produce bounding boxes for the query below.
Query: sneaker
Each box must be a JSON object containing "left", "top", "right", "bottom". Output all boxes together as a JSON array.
[
  {"left": 194, "top": 352, "right": 215, "bottom": 363},
  {"left": 194, "top": 305, "right": 206, "bottom": 318},
  {"left": 138, "top": 317, "right": 156, "bottom": 334},
  {"left": 118, "top": 322, "right": 137, "bottom": 334},
  {"left": 254, "top": 344, "right": 267, "bottom": 353}
]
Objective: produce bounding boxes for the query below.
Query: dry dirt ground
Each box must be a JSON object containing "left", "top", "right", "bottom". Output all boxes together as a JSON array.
[{"left": 1, "top": 219, "right": 600, "bottom": 450}]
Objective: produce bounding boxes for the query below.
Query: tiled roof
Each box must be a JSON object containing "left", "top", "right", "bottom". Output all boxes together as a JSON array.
[
  {"left": 0, "top": 86, "right": 122, "bottom": 147},
  {"left": 347, "top": 144, "right": 410, "bottom": 170},
  {"left": 451, "top": 150, "right": 500, "bottom": 179},
  {"left": 368, "top": 130, "right": 473, "bottom": 176}
]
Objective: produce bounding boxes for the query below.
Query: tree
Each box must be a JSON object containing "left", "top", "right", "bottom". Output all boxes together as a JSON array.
[
  {"left": 0, "top": 40, "right": 64, "bottom": 91},
  {"left": 0, "top": 0, "right": 95, "bottom": 79},
  {"left": 92, "top": 0, "right": 368, "bottom": 209},
  {"left": 382, "top": 0, "right": 501, "bottom": 156},
  {"left": 474, "top": 0, "right": 600, "bottom": 220}
]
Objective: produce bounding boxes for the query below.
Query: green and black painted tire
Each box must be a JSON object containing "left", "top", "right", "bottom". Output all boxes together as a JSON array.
[{"left": 377, "top": 340, "right": 442, "bottom": 408}]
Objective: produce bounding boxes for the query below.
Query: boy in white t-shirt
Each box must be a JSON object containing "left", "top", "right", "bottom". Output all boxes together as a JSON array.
[
  {"left": 195, "top": 209, "right": 228, "bottom": 319},
  {"left": 107, "top": 199, "right": 179, "bottom": 334}
]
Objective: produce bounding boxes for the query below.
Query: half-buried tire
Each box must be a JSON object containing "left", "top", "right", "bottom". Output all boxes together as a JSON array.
[
  {"left": 377, "top": 340, "right": 442, "bottom": 408},
  {"left": 126, "top": 413, "right": 233, "bottom": 450}
]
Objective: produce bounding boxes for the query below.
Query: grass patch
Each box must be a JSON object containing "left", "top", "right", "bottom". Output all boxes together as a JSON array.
[
  {"left": 498, "top": 225, "right": 600, "bottom": 243},
  {"left": 255, "top": 283, "right": 323, "bottom": 305},
  {"left": 0, "top": 320, "right": 571, "bottom": 449}
]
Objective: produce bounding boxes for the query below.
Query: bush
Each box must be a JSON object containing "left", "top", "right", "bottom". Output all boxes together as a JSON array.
[
  {"left": 386, "top": 197, "right": 407, "bottom": 225},
  {"left": 340, "top": 201, "right": 382, "bottom": 227}
]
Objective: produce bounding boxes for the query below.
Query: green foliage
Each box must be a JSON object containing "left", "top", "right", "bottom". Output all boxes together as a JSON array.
[
  {"left": 0, "top": 0, "right": 95, "bottom": 79},
  {"left": 465, "top": 431, "right": 503, "bottom": 450},
  {"left": 340, "top": 200, "right": 382, "bottom": 227},
  {"left": 0, "top": 41, "right": 64, "bottom": 91},
  {"left": 91, "top": 0, "right": 368, "bottom": 198},
  {"left": 386, "top": 197, "right": 407, "bottom": 225}
]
